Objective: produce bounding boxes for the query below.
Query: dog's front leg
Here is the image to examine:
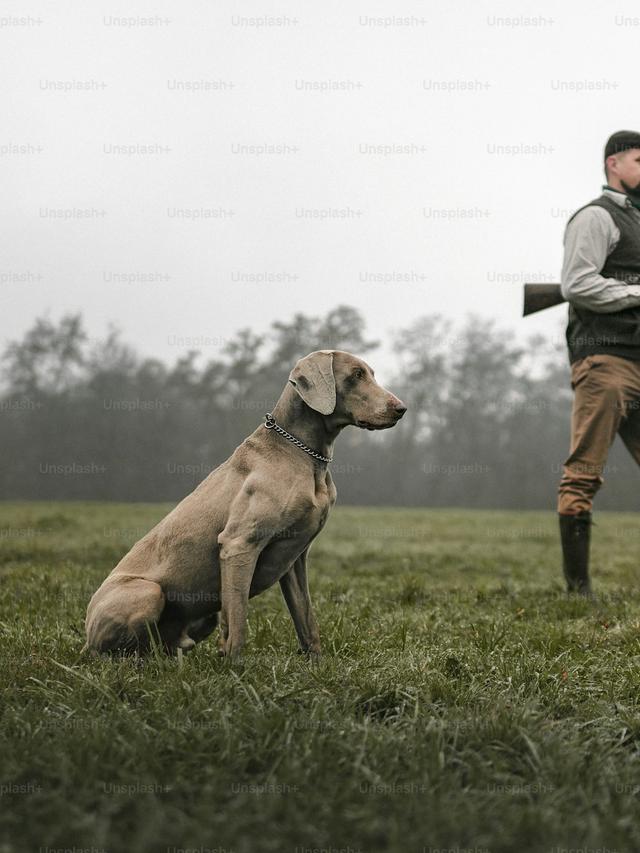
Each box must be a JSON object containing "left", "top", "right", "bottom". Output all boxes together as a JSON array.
[
  {"left": 217, "top": 608, "right": 228, "bottom": 656},
  {"left": 279, "top": 549, "right": 321, "bottom": 657},
  {"left": 217, "top": 533, "right": 261, "bottom": 660}
]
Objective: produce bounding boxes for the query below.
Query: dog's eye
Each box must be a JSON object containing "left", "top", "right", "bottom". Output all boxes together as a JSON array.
[{"left": 354, "top": 369, "right": 364, "bottom": 380}]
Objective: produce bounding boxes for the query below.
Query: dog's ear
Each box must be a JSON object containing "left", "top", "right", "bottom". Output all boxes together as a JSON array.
[{"left": 288, "top": 350, "right": 336, "bottom": 415}]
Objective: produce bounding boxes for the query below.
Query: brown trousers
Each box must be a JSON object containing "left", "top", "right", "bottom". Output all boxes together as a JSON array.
[{"left": 558, "top": 354, "right": 640, "bottom": 515}]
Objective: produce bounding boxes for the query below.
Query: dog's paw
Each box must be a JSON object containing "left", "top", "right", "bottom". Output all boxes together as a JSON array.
[
  {"left": 297, "top": 647, "right": 322, "bottom": 664},
  {"left": 217, "top": 644, "right": 244, "bottom": 664}
]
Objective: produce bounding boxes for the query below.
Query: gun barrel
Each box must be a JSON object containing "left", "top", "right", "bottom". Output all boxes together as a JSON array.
[{"left": 523, "top": 283, "right": 565, "bottom": 316}]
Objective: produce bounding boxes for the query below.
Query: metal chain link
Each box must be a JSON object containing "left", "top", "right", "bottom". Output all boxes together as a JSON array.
[{"left": 264, "top": 413, "right": 333, "bottom": 463}]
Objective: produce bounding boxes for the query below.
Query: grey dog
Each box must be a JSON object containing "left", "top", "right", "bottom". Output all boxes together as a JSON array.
[{"left": 85, "top": 350, "right": 406, "bottom": 659}]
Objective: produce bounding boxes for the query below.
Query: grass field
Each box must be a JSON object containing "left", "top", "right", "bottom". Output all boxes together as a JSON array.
[{"left": 2, "top": 502, "right": 640, "bottom": 853}]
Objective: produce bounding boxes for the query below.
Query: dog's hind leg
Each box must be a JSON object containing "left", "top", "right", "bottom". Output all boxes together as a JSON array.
[
  {"left": 156, "top": 607, "right": 219, "bottom": 653},
  {"left": 186, "top": 612, "right": 219, "bottom": 644},
  {"left": 85, "top": 577, "right": 166, "bottom": 654}
]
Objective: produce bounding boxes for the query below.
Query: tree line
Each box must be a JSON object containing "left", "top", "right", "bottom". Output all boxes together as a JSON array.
[{"left": 1, "top": 306, "right": 638, "bottom": 510}]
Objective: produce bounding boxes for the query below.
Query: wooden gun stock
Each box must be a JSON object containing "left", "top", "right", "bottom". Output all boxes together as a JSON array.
[{"left": 523, "top": 283, "right": 565, "bottom": 316}]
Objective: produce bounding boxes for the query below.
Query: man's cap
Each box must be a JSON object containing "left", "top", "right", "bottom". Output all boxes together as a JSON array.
[{"left": 604, "top": 130, "right": 640, "bottom": 160}]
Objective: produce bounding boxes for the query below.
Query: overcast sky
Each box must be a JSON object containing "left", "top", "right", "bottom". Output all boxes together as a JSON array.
[{"left": 2, "top": 0, "right": 637, "bottom": 373}]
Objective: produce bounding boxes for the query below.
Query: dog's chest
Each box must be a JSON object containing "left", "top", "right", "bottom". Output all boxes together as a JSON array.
[
  {"left": 281, "top": 493, "right": 331, "bottom": 549},
  {"left": 317, "top": 467, "right": 337, "bottom": 507},
  {"left": 249, "top": 490, "right": 332, "bottom": 595}
]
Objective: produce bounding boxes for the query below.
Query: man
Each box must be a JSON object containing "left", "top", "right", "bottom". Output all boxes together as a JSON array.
[{"left": 558, "top": 130, "right": 640, "bottom": 595}]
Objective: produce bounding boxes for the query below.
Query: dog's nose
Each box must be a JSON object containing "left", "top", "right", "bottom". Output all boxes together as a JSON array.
[{"left": 390, "top": 397, "right": 407, "bottom": 416}]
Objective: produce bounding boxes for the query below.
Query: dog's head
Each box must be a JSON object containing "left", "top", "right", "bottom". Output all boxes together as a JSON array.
[{"left": 288, "top": 350, "right": 406, "bottom": 430}]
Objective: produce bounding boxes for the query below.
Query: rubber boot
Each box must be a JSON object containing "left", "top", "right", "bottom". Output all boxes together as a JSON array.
[{"left": 559, "top": 512, "right": 592, "bottom": 595}]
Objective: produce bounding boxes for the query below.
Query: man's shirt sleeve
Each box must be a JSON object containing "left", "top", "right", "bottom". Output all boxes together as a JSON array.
[{"left": 561, "top": 206, "right": 640, "bottom": 313}]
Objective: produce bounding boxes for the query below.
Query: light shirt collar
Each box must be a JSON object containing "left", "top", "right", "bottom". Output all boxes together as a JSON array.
[{"left": 602, "top": 184, "right": 634, "bottom": 208}]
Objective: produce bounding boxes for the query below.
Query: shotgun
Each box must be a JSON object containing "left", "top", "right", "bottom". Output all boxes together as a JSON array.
[{"left": 523, "top": 283, "right": 564, "bottom": 316}]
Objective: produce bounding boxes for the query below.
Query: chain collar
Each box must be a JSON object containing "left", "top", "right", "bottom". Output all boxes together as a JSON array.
[{"left": 264, "top": 413, "right": 333, "bottom": 463}]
